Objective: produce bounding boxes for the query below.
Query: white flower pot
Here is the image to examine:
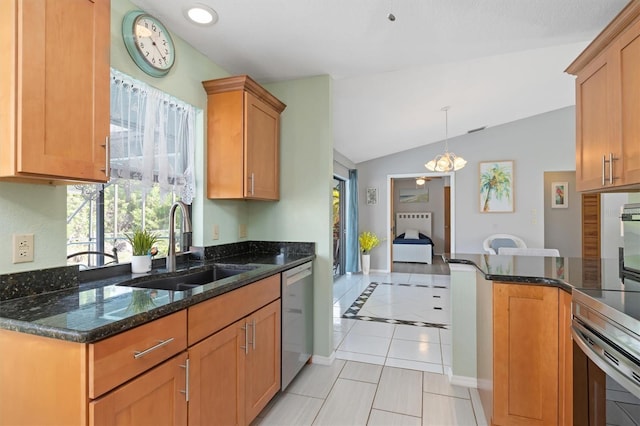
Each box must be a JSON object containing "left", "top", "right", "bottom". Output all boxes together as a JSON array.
[
  {"left": 361, "top": 254, "right": 370, "bottom": 275},
  {"left": 131, "top": 255, "right": 152, "bottom": 274}
]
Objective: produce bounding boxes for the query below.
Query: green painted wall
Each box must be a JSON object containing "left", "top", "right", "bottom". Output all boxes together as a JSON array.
[
  {"left": 0, "top": 0, "right": 233, "bottom": 273},
  {"left": 1, "top": 0, "right": 334, "bottom": 361},
  {"left": 252, "top": 76, "right": 334, "bottom": 357},
  {"left": 111, "top": 0, "right": 250, "bottom": 250},
  {"left": 0, "top": 183, "right": 67, "bottom": 272}
]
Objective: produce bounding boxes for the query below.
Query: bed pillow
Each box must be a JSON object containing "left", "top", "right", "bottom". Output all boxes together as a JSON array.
[
  {"left": 491, "top": 238, "right": 518, "bottom": 252},
  {"left": 404, "top": 229, "right": 419, "bottom": 239}
]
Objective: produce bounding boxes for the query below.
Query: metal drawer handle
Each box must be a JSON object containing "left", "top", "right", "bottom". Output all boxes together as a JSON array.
[
  {"left": 100, "top": 136, "right": 110, "bottom": 178},
  {"left": 133, "top": 337, "right": 175, "bottom": 359},
  {"left": 610, "top": 152, "right": 617, "bottom": 185},
  {"left": 602, "top": 155, "right": 606, "bottom": 186},
  {"left": 179, "top": 359, "right": 190, "bottom": 401},
  {"left": 252, "top": 319, "right": 256, "bottom": 350},
  {"left": 241, "top": 323, "right": 249, "bottom": 354}
]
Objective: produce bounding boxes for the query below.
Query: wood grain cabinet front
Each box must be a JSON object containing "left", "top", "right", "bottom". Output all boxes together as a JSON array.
[
  {"left": 0, "top": 0, "right": 110, "bottom": 184},
  {"left": 492, "top": 283, "right": 572, "bottom": 426},
  {"left": 567, "top": 2, "right": 640, "bottom": 192},
  {"left": 202, "top": 75, "right": 286, "bottom": 200},
  {"left": 0, "top": 274, "right": 282, "bottom": 426},
  {"left": 89, "top": 352, "right": 189, "bottom": 426},
  {"left": 89, "top": 310, "right": 188, "bottom": 399},
  {"left": 188, "top": 299, "right": 281, "bottom": 426}
]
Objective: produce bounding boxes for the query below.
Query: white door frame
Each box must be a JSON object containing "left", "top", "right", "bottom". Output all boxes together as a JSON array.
[{"left": 386, "top": 172, "right": 456, "bottom": 272}]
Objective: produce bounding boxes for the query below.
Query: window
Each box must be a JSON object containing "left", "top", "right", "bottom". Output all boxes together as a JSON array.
[{"left": 67, "top": 70, "right": 197, "bottom": 268}]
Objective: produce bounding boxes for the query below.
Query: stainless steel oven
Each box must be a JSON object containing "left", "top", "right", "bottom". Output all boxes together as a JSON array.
[
  {"left": 622, "top": 203, "right": 640, "bottom": 277},
  {"left": 572, "top": 285, "right": 640, "bottom": 424}
]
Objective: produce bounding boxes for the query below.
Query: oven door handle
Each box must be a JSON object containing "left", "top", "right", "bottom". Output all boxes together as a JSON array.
[{"left": 572, "top": 321, "right": 640, "bottom": 399}]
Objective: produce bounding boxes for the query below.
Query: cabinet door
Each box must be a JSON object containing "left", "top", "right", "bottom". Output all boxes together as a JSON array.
[
  {"left": 493, "top": 284, "right": 559, "bottom": 426},
  {"left": 617, "top": 17, "right": 640, "bottom": 187},
  {"left": 189, "top": 320, "right": 246, "bottom": 426},
  {"left": 15, "top": 0, "right": 109, "bottom": 182},
  {"left": 575, "top": 52, "right": 616, "bottom": 192},
  {"left": 89, "top": 353, "right": 188, "bottom": 426},
  {"left": 244, "top": 92, "right": 280, "bottom": 200},
  {"left": 245, "top": 299, "right": 281, "bottom": 423}
]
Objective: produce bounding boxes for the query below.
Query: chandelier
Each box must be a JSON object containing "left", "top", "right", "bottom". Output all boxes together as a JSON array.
[{"left": 425, "top": 106, "right": 467, "bottom": 172}]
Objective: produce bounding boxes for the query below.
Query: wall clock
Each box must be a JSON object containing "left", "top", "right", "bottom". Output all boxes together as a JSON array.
[{"left": 122, "top": 10, "right": 176, "bottom": 78}]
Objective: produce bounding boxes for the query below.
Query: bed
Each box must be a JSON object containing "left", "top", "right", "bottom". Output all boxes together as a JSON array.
[{"left": 393, "top": 212, "right": 434, "bottom": 264}]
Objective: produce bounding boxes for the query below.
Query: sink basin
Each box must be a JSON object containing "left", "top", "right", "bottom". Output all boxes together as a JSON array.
[{"left": 117, "top": 264, "right": 258, "bottom": 291}]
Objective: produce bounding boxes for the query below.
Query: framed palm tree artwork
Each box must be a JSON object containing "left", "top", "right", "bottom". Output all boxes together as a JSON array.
[{"left": 480, "top": 160, "right": 514, "bottom": 213}]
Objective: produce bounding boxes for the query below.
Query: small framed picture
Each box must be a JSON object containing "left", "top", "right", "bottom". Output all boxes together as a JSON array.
[
  {"left": 366, "top": 187, "right": 377, "bottom": 205},
  {"left": 551, "top": 182, "right": 568, "bottom": 208}
]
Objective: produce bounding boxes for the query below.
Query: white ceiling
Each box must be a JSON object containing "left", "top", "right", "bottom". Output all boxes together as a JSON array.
[{"left": 130, "top": 0, "right": 629, "bottom": 163}]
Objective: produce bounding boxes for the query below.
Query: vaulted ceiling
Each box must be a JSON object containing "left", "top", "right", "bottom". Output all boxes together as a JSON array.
[{"left": 130, "top": 0, "right": 629, "bottom": 163}]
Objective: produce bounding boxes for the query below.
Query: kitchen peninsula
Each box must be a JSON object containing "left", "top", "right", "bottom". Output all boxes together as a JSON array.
[
  {"left": 0, "top": 241, "right": 314, "bottom": 425},
  {"left": 446, "top": 254, "right": 631, "bottom": 426}
]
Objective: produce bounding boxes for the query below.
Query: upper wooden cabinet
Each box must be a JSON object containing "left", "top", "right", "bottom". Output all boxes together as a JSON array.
[
  {"left": 566, "top": 2, "right": 640, "bottom": 192},
  {"left": 0, "top": 0, "right": 110, "bottom": 184},
  {"left": 202, "top": 75, "right": 286, "bottom": 200}
]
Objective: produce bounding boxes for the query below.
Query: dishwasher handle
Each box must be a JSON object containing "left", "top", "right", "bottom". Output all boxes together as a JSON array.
[{"left": 284, "top": 263, "right": 312, "bottom": 287}]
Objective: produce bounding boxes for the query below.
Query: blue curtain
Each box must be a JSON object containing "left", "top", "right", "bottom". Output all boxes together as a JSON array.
[{"left": 345, "top": 169, "right": 359, "bottom": 272}]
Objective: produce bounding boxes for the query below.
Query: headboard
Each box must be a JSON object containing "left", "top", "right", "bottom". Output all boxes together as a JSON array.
[{"left": 395, "top": 212, "right": 432, "bottom": 237}]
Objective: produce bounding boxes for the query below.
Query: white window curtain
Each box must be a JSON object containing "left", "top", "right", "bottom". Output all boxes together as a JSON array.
[{"left": 109, "top": 68, "right": 196, "bottom": 204}]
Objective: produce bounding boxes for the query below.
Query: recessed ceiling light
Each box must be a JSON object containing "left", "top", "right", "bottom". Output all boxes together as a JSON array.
[{"left": 184, "top": 4, "right": 218, "bottom": 25}]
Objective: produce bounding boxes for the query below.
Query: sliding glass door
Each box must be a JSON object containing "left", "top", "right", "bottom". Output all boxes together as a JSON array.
[{"left": 333, "top": 177, "right": 346, "bottom": 277}]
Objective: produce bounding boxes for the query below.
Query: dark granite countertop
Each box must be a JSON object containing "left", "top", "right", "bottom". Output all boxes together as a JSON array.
[
  {"left": 445, "top": 253, "right": 633, "bottom": 293},
  {"left": 0, "top": 242, "right": 314, "bottom": 344}
]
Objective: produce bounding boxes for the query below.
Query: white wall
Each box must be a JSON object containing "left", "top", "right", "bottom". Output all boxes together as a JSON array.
[
  {"left": 334, "top": 149, "right": 355, "bottom": 179},
  {"left": 357, "top": 107, "right": 576, "bottom": 271},
  {"left": 543, "top": 171, "right": 581, "bottom": 257}
]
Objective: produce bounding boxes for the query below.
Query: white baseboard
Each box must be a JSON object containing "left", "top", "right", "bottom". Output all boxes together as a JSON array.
[
  {"left": 469, "top": 387, "right": 489, "bottom": 426},
  {"left": 311, "top": 351, "right": 336, "bottom": 365},
  {"left": 448, "top": 371, "right": 479, "bottom": 388}
]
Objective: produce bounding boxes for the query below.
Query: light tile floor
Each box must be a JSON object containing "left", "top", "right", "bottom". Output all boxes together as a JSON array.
[{"left": 254, "top": 270, "right": 485, "bottom": 425}]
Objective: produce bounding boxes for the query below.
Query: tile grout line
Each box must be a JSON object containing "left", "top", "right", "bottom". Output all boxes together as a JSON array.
[{"left": 307, "top": 360, "right": 348, "bottom": 426}]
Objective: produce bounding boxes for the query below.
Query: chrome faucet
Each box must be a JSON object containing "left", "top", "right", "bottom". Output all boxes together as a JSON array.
[{"left": 167, "top": 201, "right": 193, "bottom": 272}]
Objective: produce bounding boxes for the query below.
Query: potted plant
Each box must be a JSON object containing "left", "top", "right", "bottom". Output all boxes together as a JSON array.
[
  {"left": 126, "top": 228, "right": 158, "bottom": 273},
  {"left": 359, "top": 231, "right": 381, "bottom": 275}
]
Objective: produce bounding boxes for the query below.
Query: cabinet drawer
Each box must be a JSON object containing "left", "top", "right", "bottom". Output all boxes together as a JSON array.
[
  {"left": 188, "top": 274, "right": 280, "bottom": 345},
  {"left": 89, "top": 310, "right": 187, "bottom": 399}
]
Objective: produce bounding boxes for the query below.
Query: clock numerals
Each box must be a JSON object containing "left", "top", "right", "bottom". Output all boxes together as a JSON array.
[{"left": 124, "top": 11, "right": 175, "bottom": 76}]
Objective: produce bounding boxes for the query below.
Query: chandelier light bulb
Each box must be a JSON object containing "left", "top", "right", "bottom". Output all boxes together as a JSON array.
[{"left": 424, "top": 106, "right": 466, "bottom": 173}]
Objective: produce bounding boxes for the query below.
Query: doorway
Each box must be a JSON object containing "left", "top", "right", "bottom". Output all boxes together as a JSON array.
[
  {"left": 333, "top": 177, "right": 346, "bottom": 277},
  {"left": 387, "top": 172, "right": 455, "bottom": 272}
]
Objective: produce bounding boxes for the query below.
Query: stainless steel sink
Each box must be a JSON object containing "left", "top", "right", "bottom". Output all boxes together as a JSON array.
[{"left": 117, "top": 264, "right": 258, "bottom": 291}]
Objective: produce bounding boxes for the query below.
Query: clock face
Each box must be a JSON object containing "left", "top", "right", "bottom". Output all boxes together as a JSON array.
[{"left": 123, "top": 11, "right": 176, "bottom": 77}]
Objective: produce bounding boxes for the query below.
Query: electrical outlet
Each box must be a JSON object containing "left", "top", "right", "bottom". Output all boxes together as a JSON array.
[
  {"left": 212, "top": 224, "right": 219, "bottom": 240},
  {"left": 12, "top": 233, "right": 34, "bottom": 263},
  {"left": 239, "top": 224, "right": 247, "bottom": 238}
]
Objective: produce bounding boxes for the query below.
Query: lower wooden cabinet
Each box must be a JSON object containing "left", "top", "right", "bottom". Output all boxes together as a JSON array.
[
  {"left": 245, "top": 300, "right": 281, "bottom": 422},
  {"left": 0, "top": 275, "right": 282, "bottom": 426},
  {"left": 89, "top": 353, "right": 188, "bottom": 426},
  {"left": 189, "top": 299, "right": 281, "bottom": 426},
  {"left": 492, "top": 283, "right": 572, "bottom": 426}
]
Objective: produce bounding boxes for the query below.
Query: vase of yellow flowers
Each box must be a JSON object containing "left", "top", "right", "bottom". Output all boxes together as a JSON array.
[{"left": 359, "top": 231, "right": 380, "bottom": 275}]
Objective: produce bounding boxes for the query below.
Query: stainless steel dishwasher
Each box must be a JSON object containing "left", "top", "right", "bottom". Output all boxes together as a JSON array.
[{"left": 281, "top": 261, "right": 314, "bottom": 390}]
